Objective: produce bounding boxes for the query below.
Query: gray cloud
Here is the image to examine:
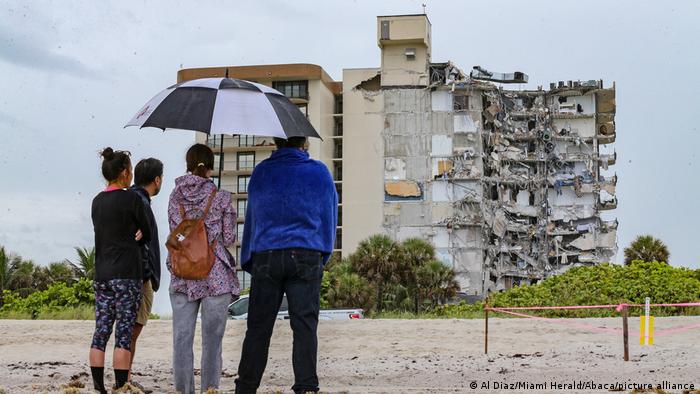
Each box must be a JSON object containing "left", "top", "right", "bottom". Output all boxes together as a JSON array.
[{"left": 0, "top": 23, "right": 98, "bottom": 78}]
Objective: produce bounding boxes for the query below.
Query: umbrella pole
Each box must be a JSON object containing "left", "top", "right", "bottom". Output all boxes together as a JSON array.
[
  {"left": 217, "top": 66, "right": 228, "bottom": 190},
  {"left": 217, "top": 134, "right": 224, "bottom": 189}
]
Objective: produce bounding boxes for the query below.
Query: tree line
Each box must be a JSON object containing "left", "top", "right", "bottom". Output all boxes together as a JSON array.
[{"left": 0, "top": 246, "right": 95, "bottom": 298}]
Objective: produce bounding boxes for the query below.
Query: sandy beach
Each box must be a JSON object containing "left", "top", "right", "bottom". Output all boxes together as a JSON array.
[{"left": 1, "top": 317, "right": 699, "bottom": 393}]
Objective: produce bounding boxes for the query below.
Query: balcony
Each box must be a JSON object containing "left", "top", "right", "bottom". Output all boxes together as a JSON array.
[
  {"left": 206, "top": 135, "right": 276, "bottom": 153},
  {"left": 599, "top": 197, "right": 618, "bottom": 211}
]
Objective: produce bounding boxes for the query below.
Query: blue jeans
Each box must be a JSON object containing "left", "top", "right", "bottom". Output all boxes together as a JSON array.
[{"left": 235, "top": 249, "right": 323, "bottom": 394}]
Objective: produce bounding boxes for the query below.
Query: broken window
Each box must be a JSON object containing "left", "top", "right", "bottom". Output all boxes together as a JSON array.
[{"left": 453, "top": 95, "right": 469, "bottom": 111}]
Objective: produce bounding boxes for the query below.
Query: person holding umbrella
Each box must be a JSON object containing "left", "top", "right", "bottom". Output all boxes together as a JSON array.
[{"left": 167, "top": 143, "right": 239, "bottom": 394}]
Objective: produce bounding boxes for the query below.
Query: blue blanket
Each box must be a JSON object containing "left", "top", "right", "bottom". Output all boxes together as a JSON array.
[{"left": 240, "top": 148, "right": 338, "bottom": 271}]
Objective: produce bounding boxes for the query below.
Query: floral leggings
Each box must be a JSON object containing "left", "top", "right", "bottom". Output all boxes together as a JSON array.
[{"left": 91, "top": 279, "right": 142, "bottom": 352}]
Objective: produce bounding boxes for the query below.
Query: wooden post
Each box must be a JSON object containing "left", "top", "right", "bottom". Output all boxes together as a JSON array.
[
  {"left": 484, "top": 301, "right": 489, "bottom": 354},
  {"left": 622, "top": 304, "right": 629, "bottom": 361}
]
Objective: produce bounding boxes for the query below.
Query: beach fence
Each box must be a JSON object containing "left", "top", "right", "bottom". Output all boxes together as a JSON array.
[{"left": 483, "top": 300, "right": 700, "bottom": 361}]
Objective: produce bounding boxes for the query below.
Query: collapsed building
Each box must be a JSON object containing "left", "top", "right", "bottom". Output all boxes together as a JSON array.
[{"left": 344, "top": 14, "right": 618, "bottom": 294}]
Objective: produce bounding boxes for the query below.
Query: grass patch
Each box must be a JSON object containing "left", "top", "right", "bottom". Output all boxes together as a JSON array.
[
  {"left": 371, "top": 305, "right": 483, "bottom": 319},
  {"left": 35, "top": 305, "right": 94, "bottom": 320},
  {"left": 0, "top": 310, "right": 34, "bottom": 319}
]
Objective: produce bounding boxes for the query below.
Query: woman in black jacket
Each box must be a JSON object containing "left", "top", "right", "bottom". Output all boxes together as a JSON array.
[{"left": 89, "top": 147, "right": 151, "bottom": 393}]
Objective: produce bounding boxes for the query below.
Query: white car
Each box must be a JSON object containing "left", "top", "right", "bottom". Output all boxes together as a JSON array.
[{"left": 228, "top": 295, "right": 364, "bottom": 320}]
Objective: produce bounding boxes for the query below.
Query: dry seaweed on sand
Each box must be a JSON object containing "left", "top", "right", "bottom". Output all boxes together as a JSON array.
[{"left": 113, "top": 382, "right": 146, "bottom": 393}]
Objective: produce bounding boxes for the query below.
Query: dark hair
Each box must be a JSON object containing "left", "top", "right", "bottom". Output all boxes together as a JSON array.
[
  {"left": 274, "top": 137, "right": 307, "bottom": 149},
  {"left": 100, "top": 147, "right": 131, "bottom": 182},
  {"left": 134, "top": 158, "right": 164, "bottom": 186},
  {"left": 186, "top": 143, "right": 214, "bottom": 178}
]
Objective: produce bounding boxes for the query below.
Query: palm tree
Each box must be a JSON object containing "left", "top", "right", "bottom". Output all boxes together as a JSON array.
[
  {"left": 69, "top": 247, "right": 95, "bottom": 279},
  {"left": 349, "top": 234, "right": 407, "bottom": 312},
  {"left": 401, "top": 238, "right": 436, "bottom": 312},
  {"left": 47, "top": 261, "right": 77, "bottom": 285},
  {"left": 7, "top": 259, "right": 39, "bottom": 295},
  {"left": 624, "top": 235, "right": 670, "bottom": 265},
  {"left": 414, "top": 260, "right": 459, "bottom": 308},
  {"left": 324, "top": 260, "right": 375, "bottom": 312}
]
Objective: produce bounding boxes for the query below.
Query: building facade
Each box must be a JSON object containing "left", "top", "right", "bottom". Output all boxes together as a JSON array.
[{"left": 178, "top": 13, "right": 617, "bottom": 294}]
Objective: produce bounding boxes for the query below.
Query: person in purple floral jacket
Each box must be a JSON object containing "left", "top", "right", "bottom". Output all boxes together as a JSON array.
[{"left": 167, "top": 143, "right": 240, "bottom": 394}]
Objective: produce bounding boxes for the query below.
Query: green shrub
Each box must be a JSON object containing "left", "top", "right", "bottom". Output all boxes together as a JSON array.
[
  {"left": 373, "top": 261, "right": 700, "bottom": 319},
  {"left": 1, "top": 278, "right": 94, "bottom": 319},
  {"left": 484, "top": 261, "right": 700, "bottom": 318}
]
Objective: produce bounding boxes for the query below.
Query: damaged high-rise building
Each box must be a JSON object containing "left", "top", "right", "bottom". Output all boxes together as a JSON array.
[
  {"left": 345, "top": 14, "right": 617, "bottom": 294},
  {"left": 179, "top": 13, "right": 618, "bottom": 294}
]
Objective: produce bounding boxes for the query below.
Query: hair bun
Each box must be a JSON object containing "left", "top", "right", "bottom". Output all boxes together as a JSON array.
[{"left": 101, "top": 147, "right": 115, "bottom": 160}]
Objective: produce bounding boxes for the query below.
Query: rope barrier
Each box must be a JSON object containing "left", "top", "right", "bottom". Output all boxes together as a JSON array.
[
  {"left": 488, "top": 307, "right": 622, "bottom": 334},
  {"left": 488, "top": 301, "right": 700, "bottom": 312},
  {"left": 484, "top": 301, "right": 700, "bottom": 361}
]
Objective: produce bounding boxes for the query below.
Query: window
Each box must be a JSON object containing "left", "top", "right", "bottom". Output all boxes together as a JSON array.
[
  {"left": 453, "top": 95, "right": 469, "bottom": 111},
  {"left": 333, "top": 162, "right": 342, "bottom": 181},
  {"left": 237, "top": 199, "right": 247, "bottom": 217},
  {"left": 237, "top": 223, "right": 244, "bottom": 238},
  {"left": 272, "top": 80, "right": 308, "bottom": 99},
  {"left": 237, "top": 135, "right": 255, "bottom": 147},
  {"left": 334, "top": 140, "right": 343, "bottom": 159},
  {"left": 229, "top": 297, "right": 249, "bottom": 316},
  {"left": 380, "top": 20, "right": 390, "bottom": 40},
  {"left": 334, "top": 94, "right": 343, "bottom": 114},
  {"left": 237, "top": 175, "right": 250, "bottom": 193},
  {"left": 334, "top": 228, "right": 342, "bottom": 250},
  {"left": 237, "top": 152, "right": 255, "bottom": 170},
  {"left": 236, "top": 271, "right": 250, "bottom": 290},
  {"left": 207, "top": 135, "right": 225, "bottom": 148},
  {"left": 335, "top": 182, "right": 342, "bottom": 204},
  {"left": 334, "top": 117, "right": 343, "bottom": 136}
]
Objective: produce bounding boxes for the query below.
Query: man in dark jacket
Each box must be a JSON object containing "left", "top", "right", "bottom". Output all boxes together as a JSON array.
[
  {"left": 129, "top": 158, "right": 163, "bottom": 391},
  {"left": 235, "top": 137, "right": 337, "bottom": 394}
]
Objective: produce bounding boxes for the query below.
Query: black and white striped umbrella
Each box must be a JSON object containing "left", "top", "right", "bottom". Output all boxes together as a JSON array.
[{"left": 125, "top": 77, "right": 320, "bottom": 139}]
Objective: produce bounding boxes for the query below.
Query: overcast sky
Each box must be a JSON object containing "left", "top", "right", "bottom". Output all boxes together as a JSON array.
[{"left": 1, "top": 0, "right": 698, "bottom": 313}]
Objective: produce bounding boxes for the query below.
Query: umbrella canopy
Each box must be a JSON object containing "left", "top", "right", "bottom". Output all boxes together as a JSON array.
[{"left": 125, "top": 77, "right": 320, "bottom": 139}]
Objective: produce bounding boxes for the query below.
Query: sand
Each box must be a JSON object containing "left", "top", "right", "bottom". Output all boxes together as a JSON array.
[{"left": 0, "top": 316, "right": 699, "bottom": 393}]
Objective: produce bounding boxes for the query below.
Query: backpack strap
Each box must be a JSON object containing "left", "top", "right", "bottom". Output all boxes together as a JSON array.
[
  {"left": 178, "top": 202, "right": 186, "bottom": 220},
  {"left": 177, "top": 190, "right": 217, "bottom": 222},
  {"left": 203, "top": 190, "right": 217, "bottom": 218}
]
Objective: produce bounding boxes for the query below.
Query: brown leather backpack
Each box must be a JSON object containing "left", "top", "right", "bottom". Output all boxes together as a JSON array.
[{"left": 166, "top": 190, "right": 218, "bottom": 280}]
